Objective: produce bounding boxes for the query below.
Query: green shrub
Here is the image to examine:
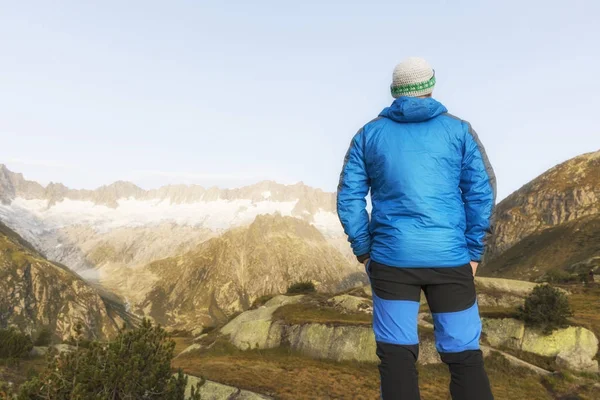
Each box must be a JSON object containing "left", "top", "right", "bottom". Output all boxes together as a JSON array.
[
  {"left": 17, "top": 320, "right": 200, "bottom": 400},
  {"left": 32, "top": 327, "right": 53, "bottom": 347},
  {"left": 286, "top": 281, "right": 316, "bottom": 294},
  {"left": 518, "top": 284, "right": 573, "bottom": 334},
  {"left": 0, "top": 328, "right": 33, "bottom": 359}
]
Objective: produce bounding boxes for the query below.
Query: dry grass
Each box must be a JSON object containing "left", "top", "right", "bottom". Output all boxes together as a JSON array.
[
  {"left": 272, "top": 303, "right": 372, "bottom": 326},
  {"left": 479, "top": 306, "right": 520, "bottom": 319},
  {"left": 171, "top": 336, "right": 195, "bottom": 356},
  {"left": 564, "top": 284, "right": 600, "bottom": 359},
  {"left": 173, "top": 343, "right": 587, "bottom": 400}
]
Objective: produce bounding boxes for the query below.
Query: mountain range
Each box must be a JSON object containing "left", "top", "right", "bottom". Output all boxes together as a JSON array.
[{"left": 1, "top": 149, "right": 599, "bottom": 336}]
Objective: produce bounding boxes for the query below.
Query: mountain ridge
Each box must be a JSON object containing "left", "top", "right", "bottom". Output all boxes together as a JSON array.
[
  {"left": 0, "top": 164, "right": 336, "bottom": 212},
  {"left": 483, "top": 150, "right": 600, "bottom": 280}
]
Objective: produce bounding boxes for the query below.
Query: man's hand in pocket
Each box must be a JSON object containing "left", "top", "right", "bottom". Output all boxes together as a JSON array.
[{"left": 470, "top": 261, "right": 479, "bottom": 276}]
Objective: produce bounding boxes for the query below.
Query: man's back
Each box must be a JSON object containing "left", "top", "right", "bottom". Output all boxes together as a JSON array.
[
  {"left": 336, "top": 57, "right": 496, "bottom": 400},
  {"left": 338, "top": 97, "right": 495, "bottom": 269}
]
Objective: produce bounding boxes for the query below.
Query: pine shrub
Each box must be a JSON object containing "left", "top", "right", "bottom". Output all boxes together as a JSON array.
[
  {"left": 518, "top": 284, "right": 573, "bottom": 334},
  {"left": 0, "top": 328, "right": 33, "bottom": 360},
  {"left": 17, "top": 320, "right": 200, "bottom": 399},
  {"left": 287, "top": 281, "right": 316, "bottom": 294}
]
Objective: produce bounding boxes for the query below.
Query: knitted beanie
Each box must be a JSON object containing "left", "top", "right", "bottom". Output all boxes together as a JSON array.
[{"left": 391, "top": 57, "right": 436, "bottom": 98}]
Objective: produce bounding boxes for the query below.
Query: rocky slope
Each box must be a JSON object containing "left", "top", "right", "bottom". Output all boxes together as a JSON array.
[
  {"left": 186, "top": 278, "right": 598, "bottom": 374},
  {"left": 135, "top": 214, "right": 363, "bottom": 331},
  {"left": 0, "top": 221, "right": 133, "bottom": 341},
  {"left": 483, "top": 150, "right": 600, "bottom": 279}
]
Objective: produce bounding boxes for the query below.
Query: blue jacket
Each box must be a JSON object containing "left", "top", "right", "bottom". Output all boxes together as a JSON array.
[{"left": 337, "top": 97, "right": 496, "bottom": 267}]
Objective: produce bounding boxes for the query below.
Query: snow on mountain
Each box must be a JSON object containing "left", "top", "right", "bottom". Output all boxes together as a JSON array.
[{"left": 0, "top": 165, "right": 346, "bottom": 275}]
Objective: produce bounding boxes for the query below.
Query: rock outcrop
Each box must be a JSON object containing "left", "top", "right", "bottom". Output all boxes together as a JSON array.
[
  {"left": 483, "top": 318, "right": 599, "bottom": 373},
  {"left": 482, "top": 150, "right": 600, "bottom": 280},
  {"left": 220, "top": 295, "right": 305, "bottom": 350},
  {"left": 213, "top": 290, "right": 598, "bottom": 373},
  {"left": 184, "top": 375, "right": 272, "bottom": 400}
]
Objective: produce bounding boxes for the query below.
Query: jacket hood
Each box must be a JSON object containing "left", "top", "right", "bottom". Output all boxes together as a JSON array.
[{"left": 379, "top": 96, "right": 448, "bottom": 123}]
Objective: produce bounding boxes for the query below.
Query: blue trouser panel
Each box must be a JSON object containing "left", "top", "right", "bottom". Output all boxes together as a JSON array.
[
  {"left": 369, "top": 261, "right": 494, "bottom": 400},
  {"left": 433, "top": 301, "right": 482, "bottom": 353},
  {"left": 372, "top": 294, "right": 420, "bottom": 345}
]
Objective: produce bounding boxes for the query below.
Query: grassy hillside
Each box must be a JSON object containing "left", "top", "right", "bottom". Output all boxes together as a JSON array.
[{"left": 481, "top": 215, "right": 600, "bottom": 281}]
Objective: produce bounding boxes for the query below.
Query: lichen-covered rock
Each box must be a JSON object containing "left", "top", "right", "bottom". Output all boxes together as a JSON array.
[
  {"left": 475, "top": 277, "right": 538, "bottom": 297},
  {"left": 556, "top": 349, "right": 599, "bottom": 373},
  {"left": 285, "top": 323, "right": 378, "bottom": 363},
  {"left": 482, "top": 318, "right": 525, "bottom": 348},
  {"left": 521, "top": 326, "right": 598, "bottom": 362},
  {"left": 184, "top": 375, "right": 272, "bottom": 400},
  {"left": 220, "top": 295, "right": 304, "bottom": 350},
  {"left": 53, "top": 344, "right": 77, "bottom": 354}
]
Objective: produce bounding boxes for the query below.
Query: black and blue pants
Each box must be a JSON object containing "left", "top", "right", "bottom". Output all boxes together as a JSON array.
[{"left": 369, "top": 261, "right": 494, "bottom": 400}]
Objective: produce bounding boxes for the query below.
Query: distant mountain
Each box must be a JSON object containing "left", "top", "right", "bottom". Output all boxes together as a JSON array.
[
  {"left": 482, "top": 150, "right": 600, "bottom": 280},
  {"left": 131, "top": 214, "right": 363, "bottom": 331},
  {"left": 0, "top": 220, "right": 134, "bottom": 341},
  {"left": 0, "top": 165, "right": 344, "bottom": 277}
]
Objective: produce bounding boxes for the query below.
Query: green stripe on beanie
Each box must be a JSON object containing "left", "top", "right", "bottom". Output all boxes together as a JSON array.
[{"left": 391, "top": 75, "right": 436, "bottom": 97}]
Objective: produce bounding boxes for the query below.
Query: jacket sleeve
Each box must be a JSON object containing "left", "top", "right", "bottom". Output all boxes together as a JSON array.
[
  {"left": 459, "top": 123, "right": 497, "bottom": 262},
  {"left": 337, "top": 130, "right": 371, "bottom": 262}
]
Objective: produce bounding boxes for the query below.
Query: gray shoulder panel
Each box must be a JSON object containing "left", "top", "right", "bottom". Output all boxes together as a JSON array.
[
  {"left": 465, "top": 122, "right": 497, "bottom": 204},
  {"left": 336, "top": 117, "right": 382, "bottom": 193},
  {"left": 442, "top": 113, "right": 497, "bottom": 201}
]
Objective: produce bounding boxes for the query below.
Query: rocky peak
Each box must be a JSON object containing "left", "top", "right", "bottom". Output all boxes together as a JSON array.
[
  {"left": 486, "top": 150, "right": 600, "bottom": 261},
  {"left": 0, "top": 165, "right": 45, "bottom": 203}
]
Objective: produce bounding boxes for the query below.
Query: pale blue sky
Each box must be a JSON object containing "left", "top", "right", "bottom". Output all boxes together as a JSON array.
[{"left": 1, "top": 0, "right": 599, "bottom": 200}]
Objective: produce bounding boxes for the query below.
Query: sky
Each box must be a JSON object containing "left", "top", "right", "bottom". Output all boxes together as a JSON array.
[{"left": 1, "top": 0, "right": 599, "bottom": 201}]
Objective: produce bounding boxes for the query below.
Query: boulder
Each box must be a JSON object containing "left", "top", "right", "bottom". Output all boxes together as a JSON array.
[
  {"left": 521, "top": 326, "right": 598, "bottom": 360},
  {"left": 184, "top": 375, "right": 272, "bottom": 400},
  {"left": 556, "top": 349, "right": 599, "bottom": 373},
  {"left": 475, "top": 277, "right": 538, "bottom": 297},
  {"left": 193, "top": 333, "right": 208, "bottom": 343},
  {"left": 328, "top": 294, "right": 373, "bottom": 314},
  {"left": 482, "top": 318, "right": 525, "bottom": 348},
  {"left": 53, "top": 344, "right": 77, "bottom": 354},
  {"left": 178, "top": 343, "right": 202, "bottom": 357},
  {"left": 30, "top": 346, "right": 49, "bottom": 357},
  {"left": 285, "top": 323, "right": 378, "bottom": 363},
  {"left": 220, "top": 295, "right": 304, "bottom": 350},
  {"left": 477, "top": 292, "right": 525, "bottom": 308}
]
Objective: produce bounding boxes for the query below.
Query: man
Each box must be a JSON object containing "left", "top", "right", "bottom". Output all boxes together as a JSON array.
[{"left": 337, "top": 57, "right": 496, "bottom": 400}]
